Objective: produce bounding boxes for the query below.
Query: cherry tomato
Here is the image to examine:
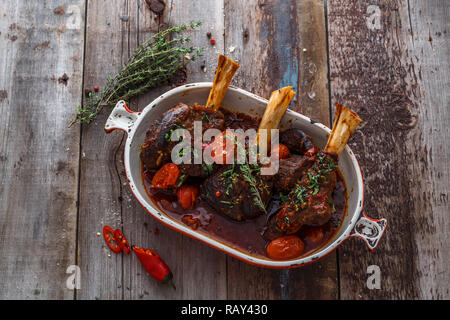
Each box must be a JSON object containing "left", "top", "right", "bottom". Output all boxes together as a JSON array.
[
  {"left": 152, "top": 163, "right": 180, "bottom": 189},
  {"left": 177, "top": 185, "right": 199, "bottom": 210},
  {"left": 304, "top": 146, "right": 318, "bottom": 157},
  {"left": 113, "top": 229, "right": 131, "bottom": 254},
  {"left": 303, "top": 227, "right": 325, "bottom": 244},
  {"left": 266, "top": 235, "right": 305, "bottom": 260},
  {"left": 271, "top": 143, "right": 290, "bottom": 160},
  {"left": 208, "top": 131, "right": 236, "bottom": 164},
  {"left": 103, "top": 225, "right": 121, "bottom": 254}
]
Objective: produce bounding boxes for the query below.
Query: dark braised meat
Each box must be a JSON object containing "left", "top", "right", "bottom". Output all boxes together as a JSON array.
[
  {"left": 264, "top": 152, "right": 338, "bottom": 240},
  {"left": 201, "top": 164, "right": 273, "bottom": 221},
  {"left": 140, "top": 103, "right": 225, "bottom": 174},
  {"left": 274, "top": 154, "right": 315, "bottom": 192},
  {"left": 279, "top": 128, "right": 313, "bottom": 155}
]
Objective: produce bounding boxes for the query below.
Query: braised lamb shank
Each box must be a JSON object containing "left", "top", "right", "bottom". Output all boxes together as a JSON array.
[
  {"left": 140, "top": 103, "right": 225, "bottom": 177},
  {"left": 263, "top": 103, "right": 362, "bottom": 240},
  {"left": 201, "top": 87, "right": 296, "bottom": 221},
  {"left": 140, "top": 55, "right": 240, "bottom": 177}
]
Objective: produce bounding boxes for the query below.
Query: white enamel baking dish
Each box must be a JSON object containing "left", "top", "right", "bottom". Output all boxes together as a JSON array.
[{"left": 105, "top": 83, "right": 387, "bottom": 268}]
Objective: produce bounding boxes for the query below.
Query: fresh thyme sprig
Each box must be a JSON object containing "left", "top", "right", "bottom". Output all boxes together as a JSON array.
[
  {"left": 72, "top": 22, "right": 202, "bottom": 125},
  {"left": 240, "top": 163, "right": 267, "bottom": 213}
]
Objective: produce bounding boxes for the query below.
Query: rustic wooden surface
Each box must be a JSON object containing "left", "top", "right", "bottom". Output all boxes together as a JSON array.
[{"left": 0, "top": 0, "right": 448, "bottom": 300}]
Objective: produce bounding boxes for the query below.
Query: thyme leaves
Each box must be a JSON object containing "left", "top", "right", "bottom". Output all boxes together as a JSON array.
[
  {"left": 73, "top": 22, "right": 202, "bottom": 125},
  {"left": 240, "top": 163, "right": 266, "bottom": 213}
]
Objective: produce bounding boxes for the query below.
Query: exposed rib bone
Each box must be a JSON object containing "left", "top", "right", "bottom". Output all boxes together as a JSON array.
[
  {"left": 256, "top": 86, "right": 296, "bottom": 155},
  {"left": 206, "top": 54, "right": 240, "bottom": 111},
  {"left": 324, "top": 102, "right": 362, "bottom": 156}
]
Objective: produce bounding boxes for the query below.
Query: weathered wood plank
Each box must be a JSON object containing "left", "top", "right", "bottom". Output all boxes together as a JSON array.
[
  {"left": 296, "top": 0, "right": 331, "bottom": 123},
  {"left": 0, "top": 0, "right": 85, "bottom": 299},
  {"left": 327, "top": 0, "right": 450, "bottom": 299},
  {"left": 78, "top": 0, "right": 227, "bottom": 299},
  {"left": 77, "top": 0, "right": 138, "bottom": 300},
  {"left": 407, "top": 0, "right": 450, "bottom": 299},
  {"left": 224, "top": 0, "right": 337, "bottom": 299}
]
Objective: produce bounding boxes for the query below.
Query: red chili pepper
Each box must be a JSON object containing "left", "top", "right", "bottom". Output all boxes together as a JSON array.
[
  {"left": 210, "top": 38, "right": 216, "bottom": 45},
  {"left": 304, "top": 146, "right": 318, "bottom": 157},
  {"left": 103, "top": 226, "right": 121, "bottom": 254},
  {"left": 132, "top": 246, "right": 176, "bottom": 289},
  {"left": 113, "top": 229, "right": 131, "bottom": 254},
  {"left": 94, "top": 85, "right": 99, "bottom": 92}
]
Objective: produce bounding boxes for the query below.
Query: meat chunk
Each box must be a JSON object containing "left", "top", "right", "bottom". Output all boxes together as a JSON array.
[
  {"left": 264, "top": 152, "right": 338, "bottom": 240},
  {"left": 140, "top": 103, "right": 225, "bottom": 174},
  {"left": 201, "top": 164, "right": 273, "bottom": 221},
  {"left": 279, "top": 128, "right": 313, "bottom": 155},
  {"left": 274, "top": 155, "right": 314, "bottom": 192}
]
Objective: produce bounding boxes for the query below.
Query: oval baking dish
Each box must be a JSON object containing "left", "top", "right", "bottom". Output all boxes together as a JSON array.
[{"left": 105, "top": 82, "right": 387, "bottom": 268}]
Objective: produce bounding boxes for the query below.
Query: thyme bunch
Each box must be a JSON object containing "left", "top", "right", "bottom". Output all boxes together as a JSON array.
[{"left": 74, "top": 22, "right": 202, "bottom": 125}]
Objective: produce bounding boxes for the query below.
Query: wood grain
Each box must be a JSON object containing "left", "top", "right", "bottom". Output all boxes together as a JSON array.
[
  {"left": 0, "top": 0, "right": 85, "bottom": 299},
  {"left": 224, "top": 0, "right": 337, "bottom": 300},
  {"left": 78, "top": 0, "right": 228, "bottom": 299},
  {"left": 77, "top": 0, "right": 138, "bottom": 300},
  {"left": 327, "top": 0, "right": 450, "bottom": 299},
  {"left": 407, "top": 0, "right": 450, "bottom": 299}
]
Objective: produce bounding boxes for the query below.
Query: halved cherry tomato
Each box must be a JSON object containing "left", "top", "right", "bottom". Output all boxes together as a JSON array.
[
  {"left": 266, "top": 235, "right": 305, "bottom": 260},
  {"left": 208, "top": 131, "right": 236, "bottom": 164},
  {"left": 303, "top": 227, "right": 325, "bottom": 244},
  {"left": 304, "top": 146, "right": 318, "bottom": 157},
  {"left": 103, "top": 225, "right": 121, "bottom": 254},
  {"left": 152, "top": 163, "right": 180, "bottom": 189},
  {"left": 113, "top": 229, "right": 131, "bottom": 254},
  {"left": 176, "top": 185, "right": 199, "bottom": 210},
  {"left": 271, "top": 143, "right": 290, "bottom": 160}
]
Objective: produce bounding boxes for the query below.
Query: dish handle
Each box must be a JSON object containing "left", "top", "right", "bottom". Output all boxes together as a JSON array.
[
  {"left": 348, "top": 212, "right": 387, "bottom": 251},
  {"left": 104, "top": 100, "right": 141, "bottom": 134}
]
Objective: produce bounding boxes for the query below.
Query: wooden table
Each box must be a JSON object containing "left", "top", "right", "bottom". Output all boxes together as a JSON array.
[{"left": 0, "top": 0, "right": 448, "bottom": 300}]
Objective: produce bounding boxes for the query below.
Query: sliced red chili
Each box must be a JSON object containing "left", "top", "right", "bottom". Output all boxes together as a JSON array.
[
  {"left": 103, "top": 225, "right": 121, "bottom": 254},
  {"left": 132, "top": 245, "right": 175, "bottom": 289},
  {"left": 113, "top": 229, "right": 131, "bottom": 254}
]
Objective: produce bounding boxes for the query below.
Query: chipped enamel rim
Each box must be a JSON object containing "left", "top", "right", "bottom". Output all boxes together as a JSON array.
[{"left": 105, "top": 82, "right": 369, "bottom": 268}]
